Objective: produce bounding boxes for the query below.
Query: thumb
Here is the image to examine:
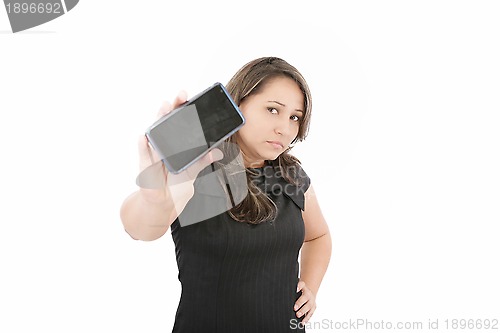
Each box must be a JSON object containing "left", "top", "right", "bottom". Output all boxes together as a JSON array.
[
  {"left": 185, "top": 148, "right": 224, "bottom": 179},
  {"left": 207, "top": 148, "right": 224, "bottom": 164},
  {"left": 138, "top": 134, "right": 155, "bottom": 171}
]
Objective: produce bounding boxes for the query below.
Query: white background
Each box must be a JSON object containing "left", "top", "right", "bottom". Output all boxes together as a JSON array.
[{"left": 1, "top": 1, "right": 499, "bottom": 332}]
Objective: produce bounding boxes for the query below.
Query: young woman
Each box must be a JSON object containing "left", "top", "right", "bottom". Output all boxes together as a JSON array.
[{"left": 120, "top": 57, "right": 331, "bottom": 332}]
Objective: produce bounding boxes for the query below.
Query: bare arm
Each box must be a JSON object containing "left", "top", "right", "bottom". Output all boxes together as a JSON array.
[
  {"left": 120, "top": 139, "right": 222, "bottom": 241},
  {"left": 295, "top": 185, "right": 332, "bottom": 323},
  {"left": 120, "top": 187, "right": 181, "bottom": 241},
  {"left": 119, "top": 93, "right": 222, "bottom": 241},
  {"left": 300, "top": 185, "right": 332, "bottom": 295}
]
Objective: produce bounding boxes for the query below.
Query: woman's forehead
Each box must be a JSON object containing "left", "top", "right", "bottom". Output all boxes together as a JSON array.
[{"left": 253, "top": 77, "right": 304, "bottom": 108}]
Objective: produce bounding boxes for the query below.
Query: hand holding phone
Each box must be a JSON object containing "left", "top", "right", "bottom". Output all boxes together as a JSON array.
[
  {"left": 135, "top": 85, "right": 247, "bottom": 226},
  {"left": 145, "top": 83, "right": 245, "bottom": 174},
  {"left": 136, "top": 91, "right": 224, "bottom": 204}
]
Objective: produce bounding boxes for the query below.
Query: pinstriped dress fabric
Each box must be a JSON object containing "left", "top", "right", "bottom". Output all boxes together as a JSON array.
[{"left": 170, "top": 164, "right": 310, "bottom": 333}]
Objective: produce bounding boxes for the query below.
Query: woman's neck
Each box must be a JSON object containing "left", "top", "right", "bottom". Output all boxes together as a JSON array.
[{"left": 241, "top": 151, "right": 265, "bottom": 168}]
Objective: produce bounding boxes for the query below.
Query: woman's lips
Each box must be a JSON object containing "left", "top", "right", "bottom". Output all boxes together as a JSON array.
[{"left": 266, "top": 141, "right": 284, "bottom": 149}]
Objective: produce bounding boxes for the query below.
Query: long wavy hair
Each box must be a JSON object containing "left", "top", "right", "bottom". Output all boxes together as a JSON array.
[{"left": 223, "top": 56, "right": 313, "bottom": 224}]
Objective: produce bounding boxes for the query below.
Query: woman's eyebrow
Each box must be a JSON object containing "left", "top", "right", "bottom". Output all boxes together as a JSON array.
[{"left": 268, "top": 100, "right": 304, "bottom": 113}]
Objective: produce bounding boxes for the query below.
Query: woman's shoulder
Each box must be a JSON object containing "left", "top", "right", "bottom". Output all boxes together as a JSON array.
[
  {"left": 290, "top": 161, "right": 311, "bottom": 193},
  {"left": 270, "top": 156, "right": 311, "bottom": 194}
]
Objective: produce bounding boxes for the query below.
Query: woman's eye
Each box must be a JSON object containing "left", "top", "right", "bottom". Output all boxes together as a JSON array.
[
  {"left": 267, "top": 107, "right": 278, "bottom": 114},
  {"left": 290, "top": 115, "right": 301, "bottom": 122}
]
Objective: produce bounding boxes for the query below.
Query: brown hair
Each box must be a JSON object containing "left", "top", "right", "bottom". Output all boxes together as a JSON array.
[{"left": 223, "top": 56, "right": 313, "bottom": 224}]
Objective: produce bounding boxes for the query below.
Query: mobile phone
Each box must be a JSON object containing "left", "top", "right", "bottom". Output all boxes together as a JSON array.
[{"left": 145, "top": 82, "right": 245, "bottom": 174}]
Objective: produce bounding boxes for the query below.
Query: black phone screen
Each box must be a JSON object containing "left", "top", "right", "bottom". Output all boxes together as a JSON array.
[{"left": 146, "top": 83, "right": 245, "bottom": 173}]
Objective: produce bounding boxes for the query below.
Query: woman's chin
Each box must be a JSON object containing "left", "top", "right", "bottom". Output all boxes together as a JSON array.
[
  {"left": 243, "top": 149, "right": 283, "bottom": 166},
  {"left": 263, "top": 152, "right": 282, "bottom": 161}
]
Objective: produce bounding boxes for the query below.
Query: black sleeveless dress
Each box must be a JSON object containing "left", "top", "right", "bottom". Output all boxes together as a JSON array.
[{"left": 170, "top": 163, "right": 310, "bottom": 333}]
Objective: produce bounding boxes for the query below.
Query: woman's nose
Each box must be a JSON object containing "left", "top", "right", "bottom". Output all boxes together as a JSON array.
[{"left": 274, "top": 117, "right": 291, "bottom": 136}]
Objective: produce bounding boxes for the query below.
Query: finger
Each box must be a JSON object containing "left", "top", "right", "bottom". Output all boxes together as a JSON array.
[
  {"left": 294, "top": 284, "right": 312, "bottom": 311},
  {"left": 294, "top": 280, "right": 306, "bottom": 311},
  {"left": 301, "top": 307, "right": 315, "bottom": 324},
  {"left": 157, "top": 101, "right": 173, "bottom": 119},
  {"left": 156, "top": 90, "right": 187, "bottom": 119},
  {"left": 138, "top": 135, "right": 154, "bottom": 169},
  {"left": 172, "top": 90, "right": 188, "bottom": 108},
  {"left": 294, "top": 294, "right": 308, "bottom": 312},
  {"left": 296, "top": 301, "right": 313, "bottom": 318}
]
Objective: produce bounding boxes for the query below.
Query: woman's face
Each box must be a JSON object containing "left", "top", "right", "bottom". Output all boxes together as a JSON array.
[{"left": 236, "top": 76, "right": 304, "bottom": 167}]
